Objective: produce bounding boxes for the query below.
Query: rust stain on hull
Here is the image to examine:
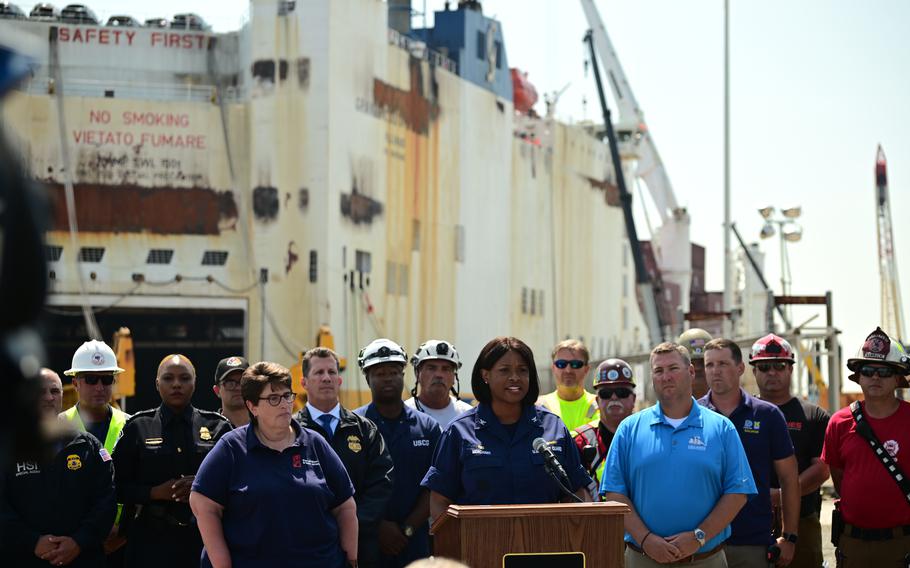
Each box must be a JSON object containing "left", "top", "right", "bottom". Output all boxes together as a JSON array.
[
  {"left": 584, "top": 175, "right": 621, "bottom": 207},
  {"left": 373, "top": 57, "right": 439, "bottom": 135},
  {"left": 46, "top": 183, "right": 238, "bottom": 235}
]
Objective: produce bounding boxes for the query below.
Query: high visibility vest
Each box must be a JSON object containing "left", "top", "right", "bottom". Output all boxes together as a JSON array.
[
  {"left": 61, "top": 404, "right": 130, "bottom": 526},
  {"left": 61, "top": 404, "right": 129, "bottom": 453},
  {"left": 538, "top": 391, "right": 598, "bottom": 432}
]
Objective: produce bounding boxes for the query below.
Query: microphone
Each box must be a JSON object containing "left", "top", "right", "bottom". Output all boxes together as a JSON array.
[{"left": 532, "top": 437, "right": 569, "bottom": 483}]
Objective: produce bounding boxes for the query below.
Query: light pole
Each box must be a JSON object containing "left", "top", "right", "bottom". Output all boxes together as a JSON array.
[{"left": 759, "top": 206, "right": 803, "bottom": 326}]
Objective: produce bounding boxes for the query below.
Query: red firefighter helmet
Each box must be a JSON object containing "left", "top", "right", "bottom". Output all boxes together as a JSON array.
[{"left": 749, "top": 334, "right": 796, "bottom": 364}]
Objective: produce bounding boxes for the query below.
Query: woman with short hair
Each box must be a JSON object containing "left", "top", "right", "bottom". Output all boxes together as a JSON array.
[
  {"left": 421, "top": 337, "right": 592, "bottom": 521},
  {"left": 190, "top": 362, "right": 358, "bottom": 568}
]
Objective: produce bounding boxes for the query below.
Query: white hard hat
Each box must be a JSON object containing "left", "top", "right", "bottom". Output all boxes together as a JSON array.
[
  {"left": 65, "top": 340, "right": 125, "bottom": 376},
  {"left": 358, "top": 338, "right": 408, "bottom": 371},
  {"left": 411, "top": 339, "right": 462, "bottom": 371}
]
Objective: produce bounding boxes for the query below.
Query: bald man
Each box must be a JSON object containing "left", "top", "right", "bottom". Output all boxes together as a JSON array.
[
  {"left": 112, "top": 354, "right": 231, "bottom": 568},
  {"left": 39, "top": 368, "right": 63, "bottom": 417}
]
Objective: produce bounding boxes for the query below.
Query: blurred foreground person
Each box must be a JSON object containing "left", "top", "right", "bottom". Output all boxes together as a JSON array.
[
  {"left": 192, "top": 362, "right": 358, "bottom": 567},
  {"left": 113, "top": 355, "right": 230, "bottom": 568},
  {"left": 1, "top": 367, "right": 116, "bottom": 567}
]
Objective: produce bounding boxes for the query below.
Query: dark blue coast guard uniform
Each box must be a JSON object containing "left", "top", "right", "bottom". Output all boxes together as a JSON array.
[
  {"left": 421, "top": 404, "right": 592, "bottom": 504},
  {"left": 355, "top": 403, "right": 441, "bottom": 567}
]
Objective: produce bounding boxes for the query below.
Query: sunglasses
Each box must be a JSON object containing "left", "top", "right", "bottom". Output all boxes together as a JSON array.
[
  {"left": 258, "top": 392, "right": 296, "bottom": 406},
  {"left": 755, "top": 361, "right": 789, "bottom": 373},
  {"left": 554, "top": 359, "right": 586, "bottom": 370},
  {"left": 81, "top": 375, "right": 115, "bottom": 386},
  {"left": 860, "top": 366, "right": 896, "bottom": 378},
  {"left": 598, "top": 387, "right": 633, "bottom": 399}
]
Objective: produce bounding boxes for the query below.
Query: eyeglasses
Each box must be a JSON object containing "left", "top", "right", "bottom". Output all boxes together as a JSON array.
[
  {"left": 755, "top": 361, "right": 789, "bottom": 373},
  {"left": 220, "top": 378, "right": 240, "bottom": 391},
  {"left": 860, "top": 366, "right": 897, "bottom": 378},
  {"left": 81, "top": 374, "right": 115, "bottom": 386},
  {"left": 598, "top": 387, "right": 633, "bottom": 399},
  {"left": 554, "top": 359, "right": 586, "bottom": 370},
  {"left": 258, "top": 392, "right": 296, "bottom": 406}
]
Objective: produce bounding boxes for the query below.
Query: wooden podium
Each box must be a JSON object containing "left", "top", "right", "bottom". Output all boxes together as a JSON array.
[{"left": 430, "top": 502, "right": 629, "bottom": 568}]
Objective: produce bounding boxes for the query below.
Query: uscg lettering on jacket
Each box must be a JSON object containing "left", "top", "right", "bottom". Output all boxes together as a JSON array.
[
  {"left": 15, "top": 461, "right": 40, "bottom": 477},
  {"left": 413, "top": 439, "right": 430, "bottom": 447}
]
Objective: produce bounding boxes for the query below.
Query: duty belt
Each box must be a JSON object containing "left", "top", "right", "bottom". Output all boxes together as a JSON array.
[
  {"left": 142, "top": 503, "right": 193, "bottom": 528},
  {"left": 625, "top": 542, "right": 725, "bottom": 564},
  {"left": 843, "top": 523, "right": 910, "bottom": 541}
]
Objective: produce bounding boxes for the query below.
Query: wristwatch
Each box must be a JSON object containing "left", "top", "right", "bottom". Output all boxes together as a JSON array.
[
  {"left": 694, "top": 528, "right": 706, "bottom": 547},
  {"left": 782, "top": 532, "right": 799, "bottom": 544},
  {"left": 401, "top": 524, "right": 415, "bottom": 538}
]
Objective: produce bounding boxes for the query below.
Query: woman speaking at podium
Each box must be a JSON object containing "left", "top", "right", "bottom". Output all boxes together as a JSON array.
[{"left": 421, "top": 336, "right": 592, "bottom": 520}]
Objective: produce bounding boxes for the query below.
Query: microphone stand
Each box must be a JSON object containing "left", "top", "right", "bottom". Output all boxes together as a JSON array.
[{"left": 543, "top": 461, "right": 583, "bottom": 503}]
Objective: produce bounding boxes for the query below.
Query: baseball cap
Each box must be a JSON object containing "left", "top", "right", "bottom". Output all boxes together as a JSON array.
[{"left": 215, "top": 356, "right": 249, "bottom": 383}]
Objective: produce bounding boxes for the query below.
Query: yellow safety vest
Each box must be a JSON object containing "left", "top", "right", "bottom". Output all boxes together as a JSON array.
[
  {"left": 538, "top": 391, "right": 598, "bottom": 432},
  {"left": 61, "top": 404, "right": 129, "bottom": 453},
  {"left": 61, "top": 404, "right": 129, "bottom": 526}
]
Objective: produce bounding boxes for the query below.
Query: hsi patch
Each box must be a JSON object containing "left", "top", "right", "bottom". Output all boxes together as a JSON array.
[{"left": 347, "top": 435, "right": 362, "bottom": 453}]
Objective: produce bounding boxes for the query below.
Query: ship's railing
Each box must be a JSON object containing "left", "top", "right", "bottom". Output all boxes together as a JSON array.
[
  {"left": 17, "top": 74, "right": 247, "bottom": 103},
  {"left": 387, "top": 28, "right": 457, "bottom": 73}
]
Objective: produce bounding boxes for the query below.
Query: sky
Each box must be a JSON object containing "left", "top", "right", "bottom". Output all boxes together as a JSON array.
[{"left": 42, "top": 0, "right": 910, "bottom": 391}]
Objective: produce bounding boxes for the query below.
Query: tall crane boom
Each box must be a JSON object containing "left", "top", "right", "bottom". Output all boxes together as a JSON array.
[
  {"left": 579, "top": 0, "right": 692, "bottom": 314},
  {"left": 876, "top": 145, "right": 905, "bottom": 340}
]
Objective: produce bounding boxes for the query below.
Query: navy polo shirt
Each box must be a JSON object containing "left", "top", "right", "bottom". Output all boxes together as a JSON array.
[
  {"left": 698, "top": 388, "right": 793, "bottom": 546},
  {"left": 421, "top": 403, "right": 592, "bottom": 505},
  {"left": 192, "top": 420, "right": 354, "bottom": 568}
]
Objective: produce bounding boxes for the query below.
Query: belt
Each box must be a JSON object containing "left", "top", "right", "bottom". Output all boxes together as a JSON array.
[
  {"left": 625, "top": 542, "right": 725, "bottom": 564},
  {"left": 843, "top": 523, "right": 910, "bottom": 541},
  {"left": 141, "top": 504, "right": 193, "bottom": 528}
]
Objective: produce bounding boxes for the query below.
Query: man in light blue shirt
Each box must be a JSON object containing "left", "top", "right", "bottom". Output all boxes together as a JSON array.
[{"left": 601, "top": 342, "right": 757, "bottom": 568}]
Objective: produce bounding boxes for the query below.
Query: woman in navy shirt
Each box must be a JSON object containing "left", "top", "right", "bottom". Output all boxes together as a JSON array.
[
  {"left": 422, "top": 337, "right": 592, "bottom": 521},
  {"left": 190, "top": 362, "right": 358, "bottom": 568}
]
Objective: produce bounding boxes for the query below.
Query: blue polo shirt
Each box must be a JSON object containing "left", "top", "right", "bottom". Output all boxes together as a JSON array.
[
  {"left": 698, "top": 389, "right": 794, "bottom": 545},
  {"left": 421, "top": 403, "right": 592, "bottom": 505},
  {"left": 192, "top": 420, "right": 354, "bottom": 568},
  {"left": 354, "top": 403, "right": 441, "bottom": 566},
  {"left": 600, "top": 399, "right": 756, "bottom": 553}
]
